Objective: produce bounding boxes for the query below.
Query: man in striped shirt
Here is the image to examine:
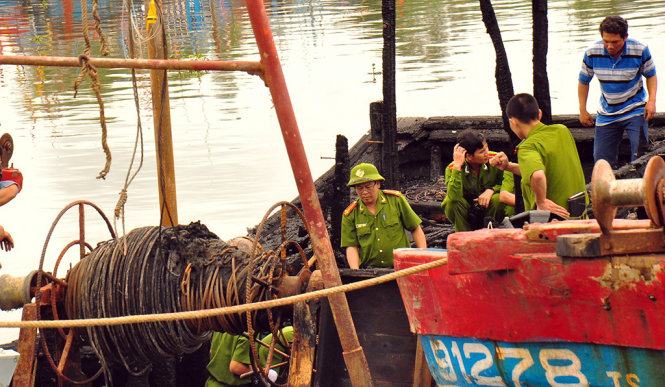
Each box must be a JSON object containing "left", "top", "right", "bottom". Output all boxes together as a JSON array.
[{"left": 578, "top": 15, "right": 657, "bottom": 167}]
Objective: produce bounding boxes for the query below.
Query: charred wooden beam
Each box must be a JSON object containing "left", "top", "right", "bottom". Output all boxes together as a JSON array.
[
  {"left": 331, "top": 135, "right": 350, "bottom": 253},
  {"left": 479, "top": 0, "right": 517, "bottom": 145},
  {"left": 369, "top": 101, "right": 384, "bottom": 169},
  {"left": 532, "top": 0, "right": 552, "bottom": 123},
  {"left": 288, "top": 271, "right": 323, "bottom": 386},
  {"left": 382, "top": 0, "right": 399, "bottom": 188}
]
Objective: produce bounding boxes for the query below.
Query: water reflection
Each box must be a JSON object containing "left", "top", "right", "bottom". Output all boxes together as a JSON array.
[{"left": 0, "top": 0, "right": 663, "bottom": 280}]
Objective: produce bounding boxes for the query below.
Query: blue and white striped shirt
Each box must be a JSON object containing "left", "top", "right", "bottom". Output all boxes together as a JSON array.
[{"left": 579, "top": 38, "right": 656, "bottom": 126}]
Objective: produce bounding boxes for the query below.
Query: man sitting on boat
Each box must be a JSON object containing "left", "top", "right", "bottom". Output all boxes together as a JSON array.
[
  {"left": 492, "top": 93, "right": 587, "bottom": 218},
  {"left": 441, "top": 129, "right": 515, "bottom": 232},
  {"left": 341, "top": 163, "right": 427, "bottom": 269}
]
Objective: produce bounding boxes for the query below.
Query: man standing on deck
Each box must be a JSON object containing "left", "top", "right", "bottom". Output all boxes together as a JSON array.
[
  {"left": 492, "top": 94, "right": 587, "bottom": 219},
  {"left": 441, "top": 129, "right": 514, "bottom": 232},
  {"left": 578, "top": 15, "right": 657, "bottom": 167},
  {"left": 341, "top": 163, "right": 427, "bottom": 269}
]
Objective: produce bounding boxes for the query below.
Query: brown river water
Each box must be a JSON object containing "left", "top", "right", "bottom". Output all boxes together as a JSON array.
[{"left": 0, "top": 1, "right": 663, "bottom": 336}]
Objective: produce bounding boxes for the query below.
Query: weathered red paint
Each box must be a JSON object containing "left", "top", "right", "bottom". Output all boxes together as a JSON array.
[{"left": 394, "top": 219, "right": 665, "bottom": 350}]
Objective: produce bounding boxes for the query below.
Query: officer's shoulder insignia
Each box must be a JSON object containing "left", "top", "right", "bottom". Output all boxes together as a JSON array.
[
  {"left": 343, "top": 201, "right": 358, "bottom": 216},
  {"left": 383, "top": 189, "right": 403, "bottom": 197}
]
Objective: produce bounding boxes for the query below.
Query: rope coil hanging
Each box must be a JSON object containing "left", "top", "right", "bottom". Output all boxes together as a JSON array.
[{"left": 74, "top": 0, "right": 112, "bottom": 180}]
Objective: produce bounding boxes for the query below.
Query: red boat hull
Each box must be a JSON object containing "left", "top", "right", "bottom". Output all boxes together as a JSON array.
[{"left": 394, "top": 220, "right": 665, "bottom": 350}]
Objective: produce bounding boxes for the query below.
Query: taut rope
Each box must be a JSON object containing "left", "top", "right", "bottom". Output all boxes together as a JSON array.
[{"left": 0, "top": 257, "right": 446, "bottom": 329}]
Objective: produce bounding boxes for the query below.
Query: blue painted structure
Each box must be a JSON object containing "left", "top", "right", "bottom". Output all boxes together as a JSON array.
[{"left": 421, "top": 335, "right": 663, "bottom": 386}]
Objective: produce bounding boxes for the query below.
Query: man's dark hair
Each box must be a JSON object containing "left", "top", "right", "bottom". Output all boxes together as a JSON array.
[
  {"left": 506, "top": 93, "right": 540, "bottom": 123},
  {"left": 457, "top": 129, "right": 486, "bottom": 154},
  {"left": 600, "top": 16, "right": 628, "bottom": 38}
]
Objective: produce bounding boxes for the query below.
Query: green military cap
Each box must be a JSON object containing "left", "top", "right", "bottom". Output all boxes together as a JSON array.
[{"left": 347, "top": 163, "right": 385, "bottom": 187}]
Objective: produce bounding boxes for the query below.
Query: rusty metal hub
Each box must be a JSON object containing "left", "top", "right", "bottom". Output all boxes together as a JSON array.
[{"left": 559, "top": 156, "right": 665, "bottom": 258}]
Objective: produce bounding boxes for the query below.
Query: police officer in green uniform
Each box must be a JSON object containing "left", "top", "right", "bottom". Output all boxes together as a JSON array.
[
  {"left": 341, "top": 163, "right": 427, "bottom": 269},
  {"left": 499, "top": 170, "right": 516, "bottom": 208},
  {"left": 258, "top": 326, "right": 294, "bottom": 370},
  {"left": 441, "top": 129, "right": 514, "bottom": 232},
  {"left": 492, "top": 93, "right": 587, "bottom": 218},
  {"left": 206, "top": 333, "right": 252, "bottom": 387},
  {"left": 207, "top": 331, "right": 283, "bottom": 386}
]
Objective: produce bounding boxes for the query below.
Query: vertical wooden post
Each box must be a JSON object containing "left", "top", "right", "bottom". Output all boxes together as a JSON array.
[
  {"left": 331, "top": 135, "right": 350, "bottom": 254},
  {"left": 146, "top": 0, "right": 178, "bottom": 226},
  {"left": 412, "top": 338, "right": 433, "bottom": 387},
  {"left": 12, "top": 303, "right": 38, "bottom": 387},
  {"left": 369, "top": 101, "right": 383, "bottom": 169},
  {"left": 382, "top": 0, "right": 398, "bottom": 189},
  {"left": 288, "top": 271, "right": 323, "bottom": 387}
]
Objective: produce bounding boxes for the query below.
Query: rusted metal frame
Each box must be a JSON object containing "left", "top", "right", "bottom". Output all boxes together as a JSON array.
[
  {"left": 600, "top": 228, "right": 665, "bottom": 255},
  {"left": 79, "top": 203, "right": 86, "bottom": 259},
  {"left": 12, "top": 303, "right": 38, "bottom": 387},
  {"left": 37, "top": 283, "right": 65, "bottom": 307},
  {"left": 244, "top": 1, "right": 373, "bottom": 386},
  {"left": 57, "top": 330, "right": 75, "bottom": 373},
  {"left": 0, "top": 54, "right": 263, "bottom": 76},
  {"left": 557, "top": 229, "right": 665, "bottom": 258}
]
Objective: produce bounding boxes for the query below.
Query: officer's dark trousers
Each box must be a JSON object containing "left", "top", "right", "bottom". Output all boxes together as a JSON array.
[{"left": 443, "top": 193, "right": 513, "bottom": 232}]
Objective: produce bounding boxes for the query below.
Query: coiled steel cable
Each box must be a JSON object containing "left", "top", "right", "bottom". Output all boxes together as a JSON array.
[{"left": 63, "top": 222, "right": 284, "bottom": 382}]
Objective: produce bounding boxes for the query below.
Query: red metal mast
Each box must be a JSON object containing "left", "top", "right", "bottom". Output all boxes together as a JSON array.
[{"left": 245, "top": 2, "right": 373, "bottom": 385}]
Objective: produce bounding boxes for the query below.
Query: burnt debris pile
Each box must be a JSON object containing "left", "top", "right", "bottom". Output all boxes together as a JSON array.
[{"left": 63, "top": 222, "right": 286, "bottom": 380}]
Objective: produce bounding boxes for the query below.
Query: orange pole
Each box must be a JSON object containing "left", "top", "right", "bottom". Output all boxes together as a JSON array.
[{"left": 245, "top": 1, "right": 373, "bottom": 386}]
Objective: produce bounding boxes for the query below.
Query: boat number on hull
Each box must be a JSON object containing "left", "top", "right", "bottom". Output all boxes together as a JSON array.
[{"left": 422, "top": 336, "right": 648, "bottom": 386}]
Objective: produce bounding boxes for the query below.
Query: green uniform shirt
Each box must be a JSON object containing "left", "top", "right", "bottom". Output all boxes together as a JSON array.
[
  {"left": 517, "top": 123, "right": 587, "bottom": 211},
  {"left": 258, "top": 326, "right": 294, "bottom": 368},
  {"left": 341, "top": 190, "right": 422, "bottom": 268},
  {"left": 500, "top": 171, "right": 514, "bottom": 194},
  {"left": 441, "top": 161, "right": 505, "bottom": 205},
  {"left": 206, "top": 333, "right": 251, "bottom": 387}
]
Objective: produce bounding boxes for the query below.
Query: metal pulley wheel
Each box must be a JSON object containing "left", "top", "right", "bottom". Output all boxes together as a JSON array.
[
  {"left": 34, "top": 200, "right": 116, "bottom": 384},
  {"left": 247, "top": 201, "right": 316, "bottom": 386}
]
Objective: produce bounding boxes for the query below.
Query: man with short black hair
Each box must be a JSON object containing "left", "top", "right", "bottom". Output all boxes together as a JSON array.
[
  {"left": 578, "top": 15, "right": 657, "bottom": 167},
  {"left": 441, "top": 129, "right": 513, "bottom": 232},
  {"left": 492, "top": 94, "right": 587, "bottom": 218}
]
